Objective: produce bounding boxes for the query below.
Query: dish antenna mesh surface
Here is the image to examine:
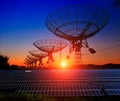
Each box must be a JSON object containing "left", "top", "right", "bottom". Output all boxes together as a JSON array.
[
  {"left": 24, "top": 58, "right": 33, "bottom": 64},
  {"left": 33, "top": 39, "right": 68, "bottom": 67},
  {"left": 24, "top": 57, "right": 36, "bottom": 67},
  {"left": 26, "top": 55, "right": 39, "bottom": 67},
  {"left": 27, "top": 55, "right": 38, "bottom": 61},
  {"left": 45, "top": 4, "right": 109, "bottom": 65},
  {"left": 29, "top": 50, "right": 48, "bottom": 66}
]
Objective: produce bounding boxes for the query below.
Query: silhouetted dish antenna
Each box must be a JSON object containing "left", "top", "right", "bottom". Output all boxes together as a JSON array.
[
  {"left": 26, "top": 55, "right": 39, "bottom": 67},
  {"left": 24, "top": 58, "right": 35, "bottom": 67},
  {"left": 45, "top": 4, "right": 109, "bottom": 65},
  {"left": 27, "top": 55, "right": 38, "bottom": 61},
  {"left": 33, "top": 39, "right": 68, "bottom": 67},
  {"left": 29, "top": 50, "right": 48, "bottom": 66}
]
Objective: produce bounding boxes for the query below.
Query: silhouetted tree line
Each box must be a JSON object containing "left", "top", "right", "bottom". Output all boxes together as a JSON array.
[
  {"left": 0, "top": 54, "right": 20, "bottom": 70},
  {"left": 0, "top": 54, "right": 10, "bottom": 69}
]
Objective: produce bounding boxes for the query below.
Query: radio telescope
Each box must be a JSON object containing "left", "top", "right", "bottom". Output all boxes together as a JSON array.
[
  {"left": 24, "top": 58, "right": 34, "bottom": 67},
  {"left": 28, "top": 50, "right": 48, "bottom": 66},
  {"left": 27, "top": 55, "right": 39, "bottom": 67},
  {"left": 33, "top": 39, "right": 68, "bottom": 67},
  {"left": 45, "top": 4, "right": 109, "bottom": 65}
]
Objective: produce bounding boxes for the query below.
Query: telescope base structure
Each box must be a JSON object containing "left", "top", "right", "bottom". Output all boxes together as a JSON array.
[{"left": 75, "top": 50, "right": 82, "bottom": 65}]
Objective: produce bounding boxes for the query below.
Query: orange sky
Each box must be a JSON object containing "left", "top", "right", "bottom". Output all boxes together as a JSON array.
[{"left": 6, "top": 43, "right": 120, "bottom": 66}]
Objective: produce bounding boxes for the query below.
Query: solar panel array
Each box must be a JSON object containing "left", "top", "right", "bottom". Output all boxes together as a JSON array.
[{"left": 0, "top": 79, "right": 120, "bottom": 97}]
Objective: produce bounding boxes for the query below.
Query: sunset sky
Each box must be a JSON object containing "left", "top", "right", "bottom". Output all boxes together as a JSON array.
[{"left": 0, "top": 0, "right": 120, "bottom": 66}]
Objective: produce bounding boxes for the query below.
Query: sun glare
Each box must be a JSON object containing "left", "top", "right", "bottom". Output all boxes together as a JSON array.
[{"left": 61, "top": 61, "right": 67, "bottom": 68}]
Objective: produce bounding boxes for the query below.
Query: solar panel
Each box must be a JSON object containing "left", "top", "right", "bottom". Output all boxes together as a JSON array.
[
  {"left": 0, "top": 79, "right": 120, "bottom": 97},
  {"left": 105, "top": 89, "right": 120, "bottom": 95},
  {"left": 1, "top": 70, "right": 120, "bottom": 97}
]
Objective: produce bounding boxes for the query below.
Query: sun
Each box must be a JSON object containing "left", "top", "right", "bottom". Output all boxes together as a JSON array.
[{"left": 61, "top": 61, "right": 67, "bottom": 68}]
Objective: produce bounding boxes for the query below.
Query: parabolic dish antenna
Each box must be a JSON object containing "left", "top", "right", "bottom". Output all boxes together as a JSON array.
[
  {"left": 46, "top": 4, "right": 109, "bottom": 40},
  {"left": 24, "top": 58, "right": 34, "bottom": 67},
  {"left": 27, "top": 55, "right": 39, "bottom": 65},
  {"left": 33, "top": 39, "right": 68, "bottom": 67},
  {"left": 29, "top": 50, "right": 48, "bottom": 58},
  {"left": 26, "top": 55, "right": 39, "bottom": 67},
  {"left": 27, "top": 55, "right": 39, "bottom": 61},
  {"left": 33, "top": 39, "right": 68, "bottom": 52},
  {"left": 28, "top": 50, "right": 48, "bottom": 66},
  {"left": 24, "top": 59, "right": 32, "bottom": 64},
  {"left": 45, "top": 4, "right": 109, "bottom": 65}
]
